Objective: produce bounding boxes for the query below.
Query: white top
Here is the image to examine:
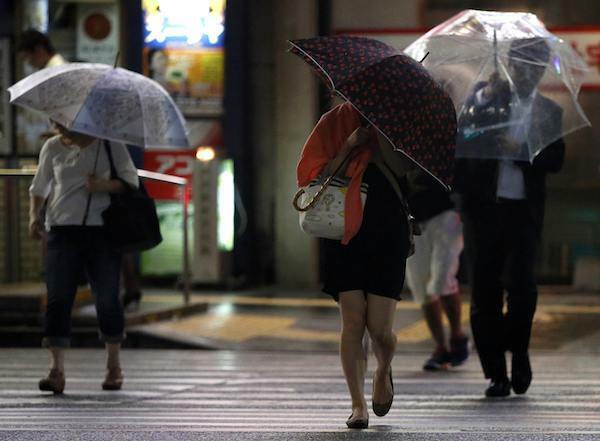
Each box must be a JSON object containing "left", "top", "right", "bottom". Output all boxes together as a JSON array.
[
  {"left": 496, "top": 92, "right": 536, "bottom": 200},
  {"left": 496, "top": 160, "right": 526, "bottom": 199},
  {"left": 475, "top": 88, "right": 535, "bottom": 200},
  {"left": 30, "top": 136, "right": 139, "bottom": 229}
]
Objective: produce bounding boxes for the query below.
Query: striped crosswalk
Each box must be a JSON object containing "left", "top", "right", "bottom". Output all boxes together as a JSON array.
[{"left": 1, "top": 349, "right": 600, "bottom": 439}]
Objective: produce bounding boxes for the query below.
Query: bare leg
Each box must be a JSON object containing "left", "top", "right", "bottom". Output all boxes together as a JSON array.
[
  {"left": 39, "top": 347, "right": 66, "bottom": 393},
  {"left": 102, "top": 342, "right": 124, "bottom": 390},
  {"left": 49, "top": 347, "right": 65, "bottom": 372},
  {"left": 105, "top": 343, "right": 121, "bottom": 369},
  {"left": 366, "top": 294, "right": 397, "bottom": 406},
  {"left": 339, "top": 291, "right": 369, "bottom": 422},
  {"left": 440, "top": 293, "right": 466, "bottom": 340},
  {"left": 422, "top": 298, "right": 447, "bottom": 350}
]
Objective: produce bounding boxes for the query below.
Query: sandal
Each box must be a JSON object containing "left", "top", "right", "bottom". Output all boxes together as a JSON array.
[{"left": 39, "top": 368, "right": 65, "bottom": 394}]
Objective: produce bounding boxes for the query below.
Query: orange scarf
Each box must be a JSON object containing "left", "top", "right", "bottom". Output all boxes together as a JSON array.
[{"left": 296, "top": 102, "right": 376, "bottom": 245}]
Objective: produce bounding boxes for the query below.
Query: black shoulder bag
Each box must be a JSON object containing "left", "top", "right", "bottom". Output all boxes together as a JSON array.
[{"left": 101, "top": 140, "right": 162, "bottom": 253}]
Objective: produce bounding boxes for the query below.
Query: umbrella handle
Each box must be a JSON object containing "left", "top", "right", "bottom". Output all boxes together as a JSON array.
[
  {"left": 292, "top": 174, "right": 335, "bottom": 212},
  {"left": 293, "top": 144, "right": 358, "bottom": 212}
]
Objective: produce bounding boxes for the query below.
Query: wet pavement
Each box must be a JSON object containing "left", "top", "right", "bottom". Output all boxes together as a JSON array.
[
  {"left": 0, "top": 349, "right": 600, "bottom": 440},
  {"left": 127, "top": 286, "right": 600, "bottom": 354},
  {"left": 2, "top": 286, "right": 600, "bottom": 439}
]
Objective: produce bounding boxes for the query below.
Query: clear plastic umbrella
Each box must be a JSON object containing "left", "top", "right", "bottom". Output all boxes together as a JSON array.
[
  {"left": 8, "top": 63, "right": 188, "bottom": 149},
  {"left": 405, "top": 9, "right": 591, "bottom": 161}
]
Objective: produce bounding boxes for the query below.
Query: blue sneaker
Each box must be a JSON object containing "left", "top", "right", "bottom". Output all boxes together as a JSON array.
[
  {"left": 423, "top": 347, "right": 451, "bottom": 371},
  {"left": 449, "top": 336, "right": 470, "bottom": 367}
]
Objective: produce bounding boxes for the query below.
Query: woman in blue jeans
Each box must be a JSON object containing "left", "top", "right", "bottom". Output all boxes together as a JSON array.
[{"left": 29, "top": 122, "right": 138, "bottom": 393}]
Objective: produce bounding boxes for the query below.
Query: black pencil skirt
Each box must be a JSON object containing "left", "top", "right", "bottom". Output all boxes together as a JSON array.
[{"left": 320, "top": 164, "right": 411, "bottom": 301}]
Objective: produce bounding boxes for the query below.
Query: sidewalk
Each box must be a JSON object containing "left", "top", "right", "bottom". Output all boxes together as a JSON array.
[{"left": 128, "top": 285, "right": 600, "bottom": 353}]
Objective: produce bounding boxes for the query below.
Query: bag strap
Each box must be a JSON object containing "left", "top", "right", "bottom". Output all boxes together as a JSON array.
[
  {"left": 293, "top": 147, "right": 357, "bottom": 212},
  {"left": 81, "top": 140, "right": 101, "bottom": 226},
  {"left": 371, "top": 149, "right": 410, "bottom": 214},
  {"left": 372, "top": 149, "right": 419, "bottom": 251},
  {"left": 103, "top": 139, "right": 118, "bottom": 180}
]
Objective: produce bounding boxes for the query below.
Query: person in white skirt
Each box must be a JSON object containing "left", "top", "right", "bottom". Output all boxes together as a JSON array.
[{"left": 406, "top": 173, "right": 469, "bottom": 371}]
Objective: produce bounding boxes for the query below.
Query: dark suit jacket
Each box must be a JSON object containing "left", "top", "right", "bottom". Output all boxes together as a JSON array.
[{"left": 454, "top": 82, "right": 565, "bottom": 228}]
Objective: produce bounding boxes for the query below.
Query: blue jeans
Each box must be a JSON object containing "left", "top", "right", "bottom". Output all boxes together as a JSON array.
[{"left": 43, "top": 226, "right": 125, "bottom": 347}]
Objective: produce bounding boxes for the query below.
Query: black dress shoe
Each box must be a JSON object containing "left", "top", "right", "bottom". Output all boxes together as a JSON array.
[
  {"left": 485, "top": 378, "right": 511, "bottom": 397},
  {"left": 511, "top": 353, "right": 532, "bottom": 395}
]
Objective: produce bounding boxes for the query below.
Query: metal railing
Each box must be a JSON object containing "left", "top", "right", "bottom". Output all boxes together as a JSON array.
[{"left": 0, "top": 167, "right": 192, "bottom": 304}]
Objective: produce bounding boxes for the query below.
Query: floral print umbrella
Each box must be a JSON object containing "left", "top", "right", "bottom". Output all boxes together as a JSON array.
[
  {"left": 8, "top": 63, "right": 188, "bottom": 149},
  {"left": 289, "top": 35, "right": 457, "bottom": 188}
]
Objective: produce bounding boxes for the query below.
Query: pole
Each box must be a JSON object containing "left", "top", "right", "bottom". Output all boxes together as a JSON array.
[{"left": 182, "top": 183, "right": 191, "bottom": 305}]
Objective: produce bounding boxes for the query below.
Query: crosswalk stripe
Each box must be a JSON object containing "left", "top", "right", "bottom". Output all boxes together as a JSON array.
[{"left": 1, "top": 350, "right": 600, "bottom": 435}]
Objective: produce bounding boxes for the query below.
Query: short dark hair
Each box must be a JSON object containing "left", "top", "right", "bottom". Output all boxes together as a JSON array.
[
  {"left": 17, "top": 29, "right": 55, "bottom": 54},
  {"left": 508, "top": 37, "right": 551, "bottom": 64}
]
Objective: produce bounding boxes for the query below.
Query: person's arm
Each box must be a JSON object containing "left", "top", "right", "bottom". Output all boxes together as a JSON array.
[
  {"left": 321, "top": 126, "right": 371, "bottom": 177},
  {"left": 28, "top": 195, "right": 46, "bottom": 240},
  {"left": 28, "top": 141, "right": 53, "bottom": 239},
  {"left": 515, "top": 137, "right": 565, "bottom": 174},
  {"left": 515, "top": 105, "right": 565, "bottom": 174},
  {"left": 87, "top": 142, "right": 140, "bottom": 193}
]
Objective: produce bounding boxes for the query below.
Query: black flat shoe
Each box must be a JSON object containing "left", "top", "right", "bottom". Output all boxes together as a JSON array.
[
  {"left": 373, "top": 368, "right": 394, "bottom": 417},
  {"left": 346, "top": 413, "right": 369, "bottom": 429},
  {"left": 511, "top": 353, "right": 532, "bottom": 395},
  {"left": 485, "top": 377, "right": 511, "bottom": 398}
]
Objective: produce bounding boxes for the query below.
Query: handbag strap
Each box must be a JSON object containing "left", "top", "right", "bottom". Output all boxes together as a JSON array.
[
  {"left": 81, "top": 140, "right": 102, "bottom": 226},
  {"left": 371, "top": 149, "right": 410, "bottom": 214},
  {"left": 103, "top": 139, "right": 118, "bottom": 180},
  {"left": 292, "top": 147, "right": 356, "bottom": 212}
]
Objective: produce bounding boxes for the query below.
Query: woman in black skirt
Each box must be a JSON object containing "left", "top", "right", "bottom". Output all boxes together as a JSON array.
[{"left": 297, "top": 102, "right": 412, "bottom": 429}]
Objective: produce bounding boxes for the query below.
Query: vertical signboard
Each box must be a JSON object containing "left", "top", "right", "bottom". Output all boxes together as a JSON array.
[
  {"left": 140, "top": 0, "right": 228, "bottom": 279},
  {"left": 77, "top": 3, "right": 120, "bottom": 65},
  {"left": 0, "top": 39, "right": 11, "bottom": 155},
  {"left": 142, "top": 0, "right": 225, "bottom": 117}
]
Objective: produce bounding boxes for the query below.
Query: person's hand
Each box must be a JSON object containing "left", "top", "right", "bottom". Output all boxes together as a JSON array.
[
  {"left": 86, "top": 176, "right": 109, "bottom": 193},
  {"left": 482, "top": 71, "right": 504, "bottom": 101},
  {"left": 28, "top": 218, "right": 45, "bottom": 240},
  {"left": 346, "top": 126, "right": 372, "bottom": 149}
]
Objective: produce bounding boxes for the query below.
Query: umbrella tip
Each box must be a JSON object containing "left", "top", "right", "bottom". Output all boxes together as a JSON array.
[
  {"left": 113, "top": 51, "right": 120, "bottom": 68},
  {"left": 419, "top": 52, "right": 430, "bottom": 63}
]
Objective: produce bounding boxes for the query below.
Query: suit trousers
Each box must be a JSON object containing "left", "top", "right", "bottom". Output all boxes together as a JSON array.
[{"left": 463, "top": 199, "right": 541, "bottom": 380}]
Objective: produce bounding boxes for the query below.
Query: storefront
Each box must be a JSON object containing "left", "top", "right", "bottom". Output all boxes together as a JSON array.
[{"left": 1, "top": 0, "right": 241, "bottom": 286}]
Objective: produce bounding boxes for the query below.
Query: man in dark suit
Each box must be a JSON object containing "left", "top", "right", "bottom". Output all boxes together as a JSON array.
[{"left": 454, "top": 37, "right": 565, "bottom": 397}]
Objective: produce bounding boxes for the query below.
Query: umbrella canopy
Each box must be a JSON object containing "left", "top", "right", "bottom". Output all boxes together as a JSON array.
[
  {"left": 8, "top": 63, "right": 188, "bottom": 149},
  {"left": 289, "top": 35, "right": 457, "bottom": 189},
  {"left": 404, "top": 9, "right": 591, "bottom": 161}
]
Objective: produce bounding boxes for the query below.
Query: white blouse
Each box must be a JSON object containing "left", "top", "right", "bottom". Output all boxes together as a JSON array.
[{"left": 30, "top": 136, "right": 139, "bottom": 229}]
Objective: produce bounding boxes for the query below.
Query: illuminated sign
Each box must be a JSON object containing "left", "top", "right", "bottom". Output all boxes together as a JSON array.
[
  {"left": 143, "top": 0, "right": 225, "bottom": 49},
  {"left": 217, "top": 159, "right": 234, "bottom": 251}
]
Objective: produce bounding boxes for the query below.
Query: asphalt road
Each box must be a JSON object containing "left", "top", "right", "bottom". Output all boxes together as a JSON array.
[{"left": 0, "top": 349, "right": 599, "bottom": 440}]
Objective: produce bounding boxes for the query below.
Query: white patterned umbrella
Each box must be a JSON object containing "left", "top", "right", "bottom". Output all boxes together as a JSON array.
[{"left": 8, "top": 63, "right": 188, "bottom": 149}]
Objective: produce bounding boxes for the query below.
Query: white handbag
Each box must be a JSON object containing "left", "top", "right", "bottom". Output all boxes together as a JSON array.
[
  {"left": 293, "top": 147, "right": 367, "bottom": 240},
  {"left": 293, "top": 176, "right": 368, "bottom": 240}
]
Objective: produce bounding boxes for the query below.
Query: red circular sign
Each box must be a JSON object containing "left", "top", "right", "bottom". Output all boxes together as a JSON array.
[{"left": 84, "top": 13, "right": 111, "bottom": 40}]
